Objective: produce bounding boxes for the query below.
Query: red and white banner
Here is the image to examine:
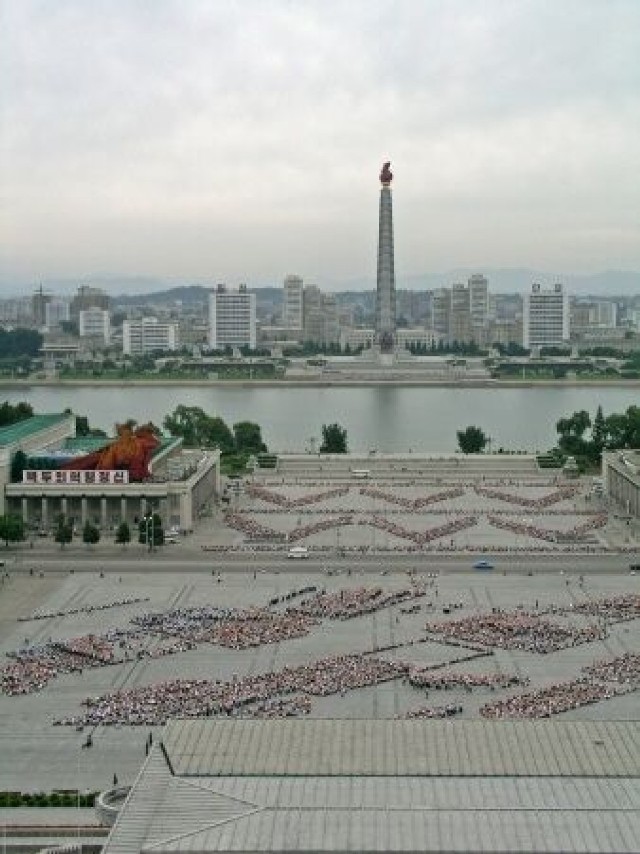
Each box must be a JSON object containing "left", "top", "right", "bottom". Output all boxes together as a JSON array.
[{"left": 23, "top": 470, "right": 130, "bottom": 485}]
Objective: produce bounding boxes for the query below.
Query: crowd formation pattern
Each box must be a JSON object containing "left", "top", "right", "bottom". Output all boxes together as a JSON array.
[{"left": 2, "top": 582, "right": 638, "bottom": 724}]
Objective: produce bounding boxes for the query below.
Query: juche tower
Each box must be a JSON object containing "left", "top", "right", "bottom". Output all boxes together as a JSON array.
[{"left": 375, "top": 161, "right": 396, "bottom": 359}]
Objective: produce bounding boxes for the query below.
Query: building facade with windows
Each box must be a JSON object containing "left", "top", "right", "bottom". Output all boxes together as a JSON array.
[
  {"left": 0, "top": 414, "right": 220, "bottom": 531},
  {"left": 44, "top": 299, "right": 70, "bottom": 331},
  {"left": 602, "top": 450, "right": 640, "bottom": 520},
  {"left": 79, "top": 307, "right": 111, "bottom": 343},
  {"left": 209, "top": 285, "right": 256, "bottom": 350},
  {"left": 283, "top": 275, "right": 304, "bottom": 329},
  {"left": 122, "top": 318, "right": 179, "bottom": 355},
  {"left": 523, "top": 283, "right": 569, "bottom": 349},
  {"left": 70, "top": 285, "right": 110, "bottom": 319}
]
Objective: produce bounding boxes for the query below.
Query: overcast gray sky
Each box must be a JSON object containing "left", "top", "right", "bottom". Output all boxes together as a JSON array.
[{"left": 1, "top": 0, "right": 639, "bottom": 289}]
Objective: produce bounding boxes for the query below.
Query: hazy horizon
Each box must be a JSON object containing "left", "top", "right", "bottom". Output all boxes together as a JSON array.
[
  {"left": 1, "top": 1, "right": 639, "bottom": 290},
  {"left": 0, "top": 267, "right": 638, "bottom": 300}
]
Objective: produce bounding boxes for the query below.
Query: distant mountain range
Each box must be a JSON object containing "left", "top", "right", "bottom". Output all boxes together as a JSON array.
[
  {"left": 331, "top": 268, "right": 640, "bottom": 296},
  {"left": 0, "top": 268, "right": 637, "bottom": 299}
]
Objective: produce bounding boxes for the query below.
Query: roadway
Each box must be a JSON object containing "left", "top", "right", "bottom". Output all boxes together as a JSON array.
[{"left": 3, "top": 548, "right": 637, "bottom": 575}]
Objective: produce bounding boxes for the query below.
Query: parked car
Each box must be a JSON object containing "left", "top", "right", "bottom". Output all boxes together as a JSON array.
[{"left": 473, "top": 559, "right": 495, "bottom": 570}]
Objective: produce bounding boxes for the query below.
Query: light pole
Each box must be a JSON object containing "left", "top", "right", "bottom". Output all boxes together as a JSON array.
[{"left": 145, "top": 513, "right": 155, "bottom": 552}]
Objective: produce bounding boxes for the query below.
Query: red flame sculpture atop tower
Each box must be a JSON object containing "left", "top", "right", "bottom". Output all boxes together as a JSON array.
[{"left": 379, "top": 161, "right": 393, "bottom": 185}]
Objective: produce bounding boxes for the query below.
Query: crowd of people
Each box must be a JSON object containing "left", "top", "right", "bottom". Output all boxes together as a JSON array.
[
  {"left": 223, "top": 512, "right": 285, "bottom": 542},
  {"left": 359, "top": 486, "right": 465, "bottom": 510},
  {"left": 131, "top": 605, "right": 237, "bottom": 637},
  {"left": 408, "top": 668, "right": 527, "bottom": 691},
  {"left": 474, "top": 485, "right": 579, "bottom": 508},
  {"left": 246, "top": 484, "right": 350, "bottom": 508},
  {"left": 55, "top": 653, "right": 410, "bottom": 726},
  {"left": 487, "top": 513, "right": 607, "bottom": 545},
  {"left": 404, "top": 703, "right": 463, "bottom": 719},
  {"left": 480, "top": 651, "right": 640, "bottom": 718},
  {"left": 19, "top": 597, "right": 150, "bottom": 623},
  {"left": 480, "top": 677, "right": 627, "bottom": 718},
  {"left": 3, "top": 584, "right": 433, "bottom": 695},
  {"left": 134, "top": 603, "right": 319, "bottom": 650},
  {"left": 209, "top": 613, "right": 317, "bottom": 649},
  {"left": 538, "top": 594, "right": 640, "bottom": 624},
  {"left": 287, "top": 514, "right": 353, "bottom": 543},
  {"left": 229, "top": 695, "right": 311, "bottom": 718},
  {"left": 294, "top": 584, "right": 425, "bottom": 620},
  {"left": 365, "top": 514, "right": 478, "bottom": 546},
  {"left": 583, "top": 652, "right": 640, "bottom": 685},
  {"left": 425, "top": 610, "right": 606, "bottom": 654},
  {"left": 1, "top": 625, "right": 200, "bottom": 696}
]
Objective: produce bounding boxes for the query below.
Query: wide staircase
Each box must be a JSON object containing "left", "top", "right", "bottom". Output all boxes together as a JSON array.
[{"left": 274, "top": 454, "right": 544, "bottom": 482}]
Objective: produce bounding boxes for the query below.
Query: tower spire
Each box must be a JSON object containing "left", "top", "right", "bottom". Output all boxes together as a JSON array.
[{"left": 375, "top": 161, "right": 396, "bottom": 355}]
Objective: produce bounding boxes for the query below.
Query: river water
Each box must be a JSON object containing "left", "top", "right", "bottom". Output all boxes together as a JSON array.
[{"left": 1, "top": 385, "right": 637, "bottom": 453}]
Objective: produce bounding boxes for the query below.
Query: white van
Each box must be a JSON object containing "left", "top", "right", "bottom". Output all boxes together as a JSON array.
[
  {"left": 287, "top": 546, "right": 309, "bottom": 560},
  {"left": 351, "top": 469, "right": 370, "bottom": 480}
]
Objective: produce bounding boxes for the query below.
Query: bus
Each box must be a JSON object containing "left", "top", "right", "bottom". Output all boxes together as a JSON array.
[
  {"left": 351, "top": 469, "right": 370, "bottom": 479},
  {"left": 287, "top": 546, "right": 309, "bottom": 560}
]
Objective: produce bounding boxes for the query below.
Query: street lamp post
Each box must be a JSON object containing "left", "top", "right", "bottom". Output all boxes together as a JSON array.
[{"left": 145, "top": 513, "right": 155, "bottom": 552}]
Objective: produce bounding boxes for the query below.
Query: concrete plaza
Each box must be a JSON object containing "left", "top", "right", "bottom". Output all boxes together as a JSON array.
[{"left": 0, "top": 566, "right": 638, "bottom": 792}]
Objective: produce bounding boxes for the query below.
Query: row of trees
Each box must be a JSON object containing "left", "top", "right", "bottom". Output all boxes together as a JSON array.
[
  {"left": 0, "top": 401, "right": 33, "bottom": 427},
  {"left": 556, "top": 405, "right": 640, "bottom": 464},
  {"left": 0, "top": 514, "right": 167, "bottom": 549},
  {"left": 163, "top": 405, "right": 266, "bottom": 454},
  {"left": 0, "top": 329, "right": 42, "bottom": 360},
  {"left": 454, "top": 405, "right": 640, "bottom": 460},
  {"left": 53, "top": 516, "right": 164, "bottom": 548}
]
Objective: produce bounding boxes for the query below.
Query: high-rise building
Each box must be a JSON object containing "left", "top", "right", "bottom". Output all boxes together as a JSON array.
[
  {"left": 523, "top": 283, "right": 569, "bottom": 349},
  {"left": 122, "top": 318, "right": 179, "bottom": 355},
  {"left": 449, "top": 284, "right": 471, "bottom": 343},
  {"left": 283, "top": 275, "right": 304, "bottom": 329},
  {"left": 79, "top": 308, "right": 111, "bottom": 344},
  {"left": 208, "top": 284, "right": 256, "bottom": 350},
  {"left": 375, "top": 162, "right": 396, "bottom": 353},
  {"left": 468, "top": 274, "right": 489, "bottom": 330},
  {"left": 571, "top": 299, "right": 618, "bottom": 330},
  {"left": 431, "top": 288, "right": 451, "bottom": 337},
  {"left": 303, "top": 285, "right": 339, "bottom": 345},
  {"left": 70, "top": 285, "right": 110, "bottom": 320},
  {"left": 44, "top": 299, "right": 70, "bottom": 331},
  {"left": 0, "top": 297, "right": 32, "bottom": 326},
  {"left": 32, "top": 286, "right": 51, "bottom": 327}
]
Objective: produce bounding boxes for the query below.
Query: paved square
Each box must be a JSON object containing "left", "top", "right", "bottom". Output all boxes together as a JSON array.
[{"left": 0, "top": 567, "right": 638, "bottom": 791}]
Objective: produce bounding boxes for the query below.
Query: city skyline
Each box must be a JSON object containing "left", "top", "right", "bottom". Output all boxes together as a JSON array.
[{"left": 1, "top": 1, "right": 639, "bottom": 288}]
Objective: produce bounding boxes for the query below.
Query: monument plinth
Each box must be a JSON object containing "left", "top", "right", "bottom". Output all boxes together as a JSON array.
[{"left": 375, "top": 161, "right": 396, "bottom": 358}]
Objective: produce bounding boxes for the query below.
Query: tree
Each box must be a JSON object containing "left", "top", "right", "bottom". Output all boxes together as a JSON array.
[
  {"left": 0, "top": 515, "right": 25, "bottom": 547},
  {"left": 60, "top": 320, "right": 79, "bottom": 336},
  {"left": 54, "top": 517, "right": 73, "bottom": 548},
  {"left": 457, "top": 426, "right": 489, "bottom": 454},
  {"left": 0, "top": 401, "right": 33, "bottom": 428},
  {"left": 82, "top": 521, "right": 100, "bottom": 547},
  {"left": 625, "top": 405, "right": 640, "bottom": 447},
  {"left": 138, "top": 513, "right": 164, "bottom": 548},
  {"left": 591, "top": 405, "right": 606, "bottom": 461},
  {"left": 320, "top": 423, "right": 348, "bottom": 454},
  {"left": 10, "top": 450, "right": 28, "bottom": 483},
  {"left": 0, "top": 329, "right": 42, "bottom": 360},
  {"left": 604, "top": 412, "right": 628, "bottom": 449},
  {"left": 203, "top": 417, "right": 235, "bottom": 452},
  {"left": 115, "top": 521, "right": 131, "bottom": 547},
  {"left": 556, "top": 410, "right": 591, "bottom": 457},
  {"left": 233, "top": 421, "right": 267, "bottom": 454},
  {"left": 74, "top": 415, "right": 107, "bottom": 438}
]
